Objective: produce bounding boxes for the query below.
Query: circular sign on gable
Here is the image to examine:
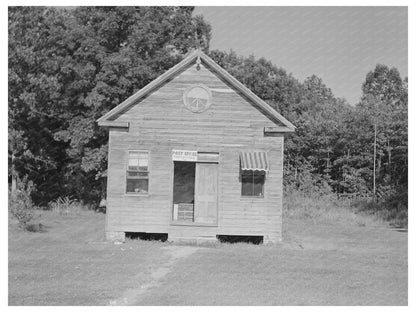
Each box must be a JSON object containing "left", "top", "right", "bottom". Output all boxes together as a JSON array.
[{"left": 183, "top": 84, "right": 212, "bottom": 113}]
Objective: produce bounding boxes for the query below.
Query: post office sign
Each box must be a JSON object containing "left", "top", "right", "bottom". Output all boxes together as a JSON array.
[{"left": 172, "top": 150, "right": 197, "bottom": 162}]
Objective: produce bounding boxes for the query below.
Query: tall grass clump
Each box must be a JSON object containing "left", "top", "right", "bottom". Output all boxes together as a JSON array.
[
  {"left": 283, "top": 169, "right": 379, "bottom": 226},
  {"left": 352, "top": 188, "right": 408, "bottom": 228},
  {"left": 9, "top": 175, "right": 35, "bottom": 229},
  {"left": 283, "top": 162, "right": 407, "bottom": 227},
  {"left": 284, "top": 189, "right": 379, "bottom": 227},
  {"left": 48, "top": 196, "right": 84, "bottom": 215}
]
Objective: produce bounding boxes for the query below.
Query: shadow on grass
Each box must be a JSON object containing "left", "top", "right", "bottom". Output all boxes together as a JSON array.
[
  {"left": 217, "top": 235, "right": 263, "bottom": 245},
  {"left": 25, "top": 223, "right": 50, "bottom": 233},
  {"left": 126, "top": 232, "right": 168, "bottom": 242},
  {"left": 391, "top": 227, "right": 407, "bottom": 233}
]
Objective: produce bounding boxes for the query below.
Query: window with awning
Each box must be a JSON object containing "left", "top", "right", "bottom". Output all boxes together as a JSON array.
[
  {"left": 239, "top": 151, "right": 270, "bottom": 172},
  {"left": 240, "top": 152, "right": 269, "bottom": 197}
]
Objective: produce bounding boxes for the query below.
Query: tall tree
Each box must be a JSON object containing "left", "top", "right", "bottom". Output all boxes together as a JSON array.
[
  {"left": 357, "top": 65, "right": 408, "bottom": 203},
  {"left": 8, "top": 7, "right": 72, "bottom": 202},
  {"left": 9, "top": 6, "right": 211, "bottom": 205}
]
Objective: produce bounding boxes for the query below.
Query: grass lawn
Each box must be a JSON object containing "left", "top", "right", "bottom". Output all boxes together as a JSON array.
[
  {"left": 135, "top": 218, "right": 407, "bottom": 305},
  {"left": 9, "top": 207, "right": 407, "bottom": 305},
  {"left": 8, "top": 209, "right": 170, "bottom": 305}
]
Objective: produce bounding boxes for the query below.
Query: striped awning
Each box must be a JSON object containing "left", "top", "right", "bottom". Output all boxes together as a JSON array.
[{"left": 239, "top": 151, "right": 270, "bottom": 172}]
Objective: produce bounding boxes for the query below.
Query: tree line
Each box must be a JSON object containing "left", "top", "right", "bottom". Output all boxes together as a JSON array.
[{"left": 8, "top": 7, "right": 407, "bottom": 223}]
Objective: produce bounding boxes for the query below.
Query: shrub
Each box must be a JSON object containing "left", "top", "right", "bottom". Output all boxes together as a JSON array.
[
  {"left": 284, "top": 165, "right": 333, "bottom": 197},
  {"left": 9, "top": 175, "right": 35, "bottom": 229}
]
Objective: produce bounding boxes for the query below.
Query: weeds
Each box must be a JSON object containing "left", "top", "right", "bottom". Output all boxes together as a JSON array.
[
  {"left": 283, "top": 190, "right": 378, "bottom": 227},
  {"left": 352, "top": 197, "right": 408, "bottom": 228},
  {"left": 284, "top": 188, "right": 408, "bottom": 228},
  {"left": 48, "top": 196, "right": 84, "bottom": 215}
]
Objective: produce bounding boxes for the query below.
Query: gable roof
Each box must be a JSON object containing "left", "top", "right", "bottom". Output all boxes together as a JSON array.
[{"left": 97, "top": 49, "right": 295, "bottom": 132}]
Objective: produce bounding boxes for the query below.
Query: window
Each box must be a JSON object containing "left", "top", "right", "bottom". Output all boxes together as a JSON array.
[
  {"left": 241, "top": 171, "right": 265, "bottom": 197},
  {"left": 239, "top": 151, "right": 269, "bottom": 197},
  {"left": 126, "top": 151, "right": 149, "bottom": 194}
]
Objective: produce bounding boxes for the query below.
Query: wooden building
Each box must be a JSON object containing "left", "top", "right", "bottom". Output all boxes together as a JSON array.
[{"left": 97, "top": 50, "right": 295, "bottom": 243}]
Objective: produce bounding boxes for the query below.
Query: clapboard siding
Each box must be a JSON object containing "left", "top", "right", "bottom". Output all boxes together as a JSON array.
[{"left": 105, "top": 61, "right": 285, "bottom": 242}]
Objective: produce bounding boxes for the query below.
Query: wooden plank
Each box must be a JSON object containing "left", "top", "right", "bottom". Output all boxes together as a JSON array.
[
  {"left": 103, "top": 57, "right": 286, "bottom": 241},
  {"left": 178, "top": 203, "right": 194, "bottom": 212},
  {"left": 97, "top": 121, "right": 129, "bottom": 128},
  {"left": 197, "top": 152, "right": 219, "bottom": 163},
  {"left": 264, "top": 126, "right": 295, "bottom": 133},
  {"left": 194, "top": 163, "right": 218, "bottom": 224},
  {"left": 97, "top": 50, "right": 198, "bottom": 123}
]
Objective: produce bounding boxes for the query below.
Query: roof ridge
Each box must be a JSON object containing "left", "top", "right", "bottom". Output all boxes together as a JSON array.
[
  {"left": 197, "top": 50, "right": 295, "bottom": 130},
  {"left": 97, "top": 50, "right": 295, "bottom": 131},
  {"left": 97, "top": 50, "right": 198, "bottom": 123}
]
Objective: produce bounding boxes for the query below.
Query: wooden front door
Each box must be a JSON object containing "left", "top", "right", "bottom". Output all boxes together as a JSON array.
[{"left": 194, "top": 163, "right": 218, "bottom": 224}]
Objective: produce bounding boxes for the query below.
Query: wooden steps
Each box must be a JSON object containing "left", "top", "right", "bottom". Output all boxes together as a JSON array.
[
  {"left": 168, "top": 226, "right": 218, "bottom": 244},
  {"left": 168, "top": 235, "right": 218, "bottom": 245}
]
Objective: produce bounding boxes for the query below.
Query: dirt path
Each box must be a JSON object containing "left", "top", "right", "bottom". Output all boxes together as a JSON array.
[{"left": 109, "top": 245, "right": 200, "bottom": 306}]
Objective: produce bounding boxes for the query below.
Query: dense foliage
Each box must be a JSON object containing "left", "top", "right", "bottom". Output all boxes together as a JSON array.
[
  {"left": 209, "top": 51, "right": 408, "bottom": 225},
  {"left": 9, "top": 6, "right": 211, "bottom": 205},
  {"left": 9, "top": 7, "right": 407, "bottom": 224}
]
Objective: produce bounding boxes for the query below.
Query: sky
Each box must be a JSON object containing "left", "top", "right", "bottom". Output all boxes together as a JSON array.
[{"left": 194, "top": 6, "right": 408, "bottom": 105}]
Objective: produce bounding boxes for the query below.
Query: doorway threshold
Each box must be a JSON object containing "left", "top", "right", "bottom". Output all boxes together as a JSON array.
[{"left": 170, "top": 221, "right": 218, "bottom": 227}]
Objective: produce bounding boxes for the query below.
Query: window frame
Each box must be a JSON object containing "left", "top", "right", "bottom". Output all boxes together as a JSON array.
[
  {"left": 125, "top": 150, "right": 150, "bottom": 196},
  {"left": 240, "top": 170, "right": 265, "bottom": 198}
]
